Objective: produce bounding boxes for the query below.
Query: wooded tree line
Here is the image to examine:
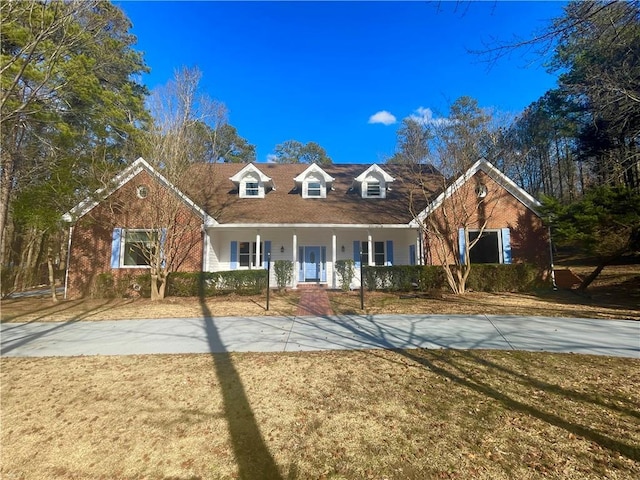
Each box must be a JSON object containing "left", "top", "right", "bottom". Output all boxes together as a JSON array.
[
  {"left": 385, "top": 1, "right": 639, "bottom": 291},
  {"left": 1, "top": 1, "right": 637, "bottom": 296},
  {"left": 388, "top": 1, "right": 639, "bottom": 199}
]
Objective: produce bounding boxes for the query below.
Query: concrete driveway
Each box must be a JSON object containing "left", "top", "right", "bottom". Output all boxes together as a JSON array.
[{"left": 1, "top": 314, "right": 638, "bottom": 358}]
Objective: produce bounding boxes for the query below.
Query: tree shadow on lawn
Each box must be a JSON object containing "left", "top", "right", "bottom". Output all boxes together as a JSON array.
[
  {"left": 320, "top": 314, "right": 640, "bottom": 463},
  {"left": 400, "top": 348, "right": 640, "bottom": 462},
  {"left": 199, "top": 296, "right": 285, "bottom": 479}
]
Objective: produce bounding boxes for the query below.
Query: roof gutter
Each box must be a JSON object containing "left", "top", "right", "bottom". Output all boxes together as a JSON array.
[{"left": 205, "top": 223, "right": 413, "bottom": 229}]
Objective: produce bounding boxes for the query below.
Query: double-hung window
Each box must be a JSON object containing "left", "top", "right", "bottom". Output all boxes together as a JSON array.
[
  {"left": 307, "top": 181, "right": 322, "bottom": 197},
  {"left": 245, "top": 182, "right": 260, "bottom": 197},
  {"left": 360, "top": 240, "right": 394, "bottom": 266},
  {"left": 361, "top": 241, "right": 385, "bottom": 266},
  {"left": 239, "top": 242, "right": 263, "bottom": 268}
]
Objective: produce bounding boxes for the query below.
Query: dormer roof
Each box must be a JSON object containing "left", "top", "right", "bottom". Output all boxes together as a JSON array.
[
  {"left": 229, "top": 163, "right": 274, "bottom": 189},
  {"left": 354, "top": 164, "right": 395, "bottom": 184},
  {"left": 293, "top": 163, "right": 335, "bottom": 185}
]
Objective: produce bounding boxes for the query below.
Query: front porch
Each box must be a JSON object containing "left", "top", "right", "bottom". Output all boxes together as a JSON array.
[{"left": 203, "top": 225, "right": 423, "bottom": 289}]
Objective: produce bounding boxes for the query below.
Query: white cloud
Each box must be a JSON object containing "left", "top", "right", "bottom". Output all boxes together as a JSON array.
[
  {"left": 265, "top": 154, "right": 278, "bottom": 163},
  {"left": 409, "top": 106, "right": 450, "bottom": 126},
  {"left": 409, "top": 107, "right": 435, "bottom": 124},
  {"left": 368, "top": 110, "right": 397, "bottom": 126}
]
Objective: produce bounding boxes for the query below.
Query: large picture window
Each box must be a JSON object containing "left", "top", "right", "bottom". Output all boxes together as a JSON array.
[
  {"left": 459, "top": 228, "right": 511, "bottom": 265},
  {"left": 123, "top": 230, "right": 157, "bottom": 266},
  {"left": 468, "top": 231, "right": 500, "bottom": 264},
  {"left": 111, "top": 228, "right": 164, "bottom": 269}
]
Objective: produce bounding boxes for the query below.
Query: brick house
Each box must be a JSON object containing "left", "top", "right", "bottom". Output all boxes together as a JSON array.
[{"left": 63, "top": 157, "right": 547, "bottom": 298}]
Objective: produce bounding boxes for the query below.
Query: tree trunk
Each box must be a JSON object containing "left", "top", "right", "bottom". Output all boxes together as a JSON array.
[
  {"left": 150, "top": 272, "right": 167, "bottom": 301},
  {"left": 47, "top": 246, "right": 58, "bottom": 303},
  {"left": 13, "top": 228, "right": 38, "bottom": 291},
  {"left": 577, "top": 254, "right": 623, "bottom": 292},
  {"left": 577, "top": 263, "right": 606, "bottom": 292},
  {"left": 0, "top": 154, "right": 15, "bottom": 263}
]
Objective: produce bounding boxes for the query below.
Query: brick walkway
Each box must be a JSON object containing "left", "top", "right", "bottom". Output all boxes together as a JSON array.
[{"left": 296, "top": 286, "right": 334, "bottom": 316}]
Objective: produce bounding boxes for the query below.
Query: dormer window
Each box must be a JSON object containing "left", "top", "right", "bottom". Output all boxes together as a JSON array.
[
  {"left": 355, "top": 164, "right": 395, "bottom": 199},
  {"left": 243, "top": 178, "right": 261, "bottom": 197},
  {"left": 294, "top": 164, "right": 335, "bottom": 199},
  {"left": 307, "top": 181, "right": 322, "bottom": 197},
  {"left": 230, "top": 164, "right": 274, "bottom": 199}
]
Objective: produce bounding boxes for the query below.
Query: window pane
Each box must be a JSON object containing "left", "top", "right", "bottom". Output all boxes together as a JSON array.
[
  {"left": 469, "top": 231, "right": 500, "bottom": 263},
  {"left": 308, "top": 182, "right": 321, "bottom": 196},
  {"left": 374, "top": 241, "right": 385, "bottom": 266},
  {"left": 123, "top": 230, "right": 156, "bottom": 266},
  {"left": 245, "top": 182, "right": 259, "bottom": 196},
  {"left": 239, "top": 242, "right": 250, "bottom": 267},
  {"left": 361, "top": 241, "right": 368, "bottom": 258},
  {"left": 238, "top": 241, "right": 264, "bottom": 267}
]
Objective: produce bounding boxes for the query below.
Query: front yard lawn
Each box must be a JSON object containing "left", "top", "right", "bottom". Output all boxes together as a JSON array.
[{"left": 2, "top": 349, "right": 639, "bottom": 479}]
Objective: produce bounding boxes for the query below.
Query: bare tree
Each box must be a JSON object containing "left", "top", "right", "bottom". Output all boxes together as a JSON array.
[
  {"left": 407, "top": 97, "right": 514, "bottom": 294},
  {"left": 135, "top": 67, "right": 225, "bottom": 300}
]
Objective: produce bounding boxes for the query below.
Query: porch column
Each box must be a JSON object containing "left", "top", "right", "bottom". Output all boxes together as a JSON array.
[
  {"left": 202, "top": 229, "right": 210, "bottom": 271},
  {"left": 367, "top": 231, "right": 373, "bottom": 266},
  {"left": 255, "top": 231, "right": 261, "bottom": 268},
  {"left": 292, "top": 231, "right": 298, "bottom": 288},
  {"left": 331, "top": 231, "right": 337, "bottom": 288},
  {"left": 416, "top": 231, "right": 422, "bottom": 266}
]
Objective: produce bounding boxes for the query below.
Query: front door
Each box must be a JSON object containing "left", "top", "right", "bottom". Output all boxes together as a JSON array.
[{"left": 304, "top": 246, "right": 321, "bottom": 282}]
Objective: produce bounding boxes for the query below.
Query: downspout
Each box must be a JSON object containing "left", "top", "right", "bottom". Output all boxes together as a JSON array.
[
  {"left": 63, "top": 225, "right": 73, "bottom": 300},
  {"left": 548, "top": 222, "right": 557, "bottom": 291},
  {"left": 201, "top": 222, "right": 208, "bottom": 272}
]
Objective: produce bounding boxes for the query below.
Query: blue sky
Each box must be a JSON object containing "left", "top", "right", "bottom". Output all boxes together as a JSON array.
[{"left": 118, "top": 1, "right": 567, "bottom": 164}]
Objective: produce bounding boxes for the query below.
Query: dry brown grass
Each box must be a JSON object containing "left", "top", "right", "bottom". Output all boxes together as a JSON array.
[
  {"left": 2, "top": 350, "right": 639, "bottom": 479},
  {"left": 0, "top": 291, "right": 301, "bottom": 323},
  {"left": 2, "top": 266, "right": 638, "bottom": 478},
  {"left": 2, "top": 265, "right": 638, "bottom": 323}
]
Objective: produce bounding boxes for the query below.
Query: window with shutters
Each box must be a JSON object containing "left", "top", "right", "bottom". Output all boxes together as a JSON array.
[
  {"left": 123, "top": 230, "right": 158, "bottom": 267},
  {"left": 361, "top": 241, "right": 387, "bottom": 266},
  {"left": 468, "top": 230, "right": 501, "bottom": 264},
  {"left": 239, "top": 242, "right": 263, "bottom": 267}
]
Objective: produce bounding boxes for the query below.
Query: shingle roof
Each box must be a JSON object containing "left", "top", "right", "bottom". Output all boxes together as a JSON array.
[{"left": 183, "top": 163, "right": 445, "bottom": 225}]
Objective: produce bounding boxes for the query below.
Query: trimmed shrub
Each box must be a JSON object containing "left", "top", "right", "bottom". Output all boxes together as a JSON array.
[
  {"left": 93, "top": 273, "right": 116, "bottom": 298},
  {"left": 273, "top": 260, "right": 293, "bottom": 290},
  {"left": 361, "top": 264, "right": 541, "bottom": 293},
  {"left": 363, "top": 265, "right": 443, "bottom": 292},
  {"left": 167, "top": 270, "right": 267, "bottom": 297},
  {"left": 466, "top": 264, "right": 543, "bottom": 292},
  {"left": 335, "top": 259, "right": 355, "bottom": 291}
]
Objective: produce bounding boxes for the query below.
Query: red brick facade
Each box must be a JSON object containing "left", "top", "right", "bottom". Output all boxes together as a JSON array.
[
  {"left": 66, "top": 170, "right": 203, "bottom": 299},
  {"left": 425, "top": 170, "right": 548, "bottom": 267},
  {"left": 65, "top": 159, "right": 547, "bottom": 298}
]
